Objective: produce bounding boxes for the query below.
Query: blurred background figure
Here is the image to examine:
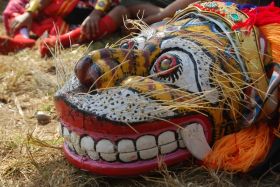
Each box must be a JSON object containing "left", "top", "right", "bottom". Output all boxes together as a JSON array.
[
  {"left": 0, "top": 0, "right": 202, "bottom": 57},
  {"left": 120, "top": 0, "right": 196, "bottom": 25},
  {"left": 2, "top": 0, "right": 279, "bottom": 57},
  {"left": 0, "top": 0, "right": 120, "bottom": 56}
]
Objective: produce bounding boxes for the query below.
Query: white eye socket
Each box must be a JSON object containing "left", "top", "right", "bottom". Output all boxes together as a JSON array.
[
  {"left": 150, "top": 53, "right": 183, "bottom": 83},
  {"left": 150, "top": 50, "right": 197, "bottom": 91},
  {"left": 150, "top": 37, "right": 220, "bottom": 104},
  {"left": 132, "top": 36, "right": 146, "bottom": 49}
]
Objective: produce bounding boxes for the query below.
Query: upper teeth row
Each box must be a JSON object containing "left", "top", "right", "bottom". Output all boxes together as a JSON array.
[{"left": 58, "top": 123, "right": 186, "bottom": 163}]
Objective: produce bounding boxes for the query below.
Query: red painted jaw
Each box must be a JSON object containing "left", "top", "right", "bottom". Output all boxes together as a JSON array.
[
  {"left": 63, "top": 145, "right": 191, "bottom": 176},
  {"left": 56, "top": 98, "right": 213, "bottom": 176}
]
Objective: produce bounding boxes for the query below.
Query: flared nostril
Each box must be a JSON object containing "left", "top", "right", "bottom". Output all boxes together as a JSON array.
[
  {"left": 75, "top": 55, "right": 92, "bottom": 74},
  {"left": 75, "top": 55, "right": 97, "bottom": 87},
  {"left": 74, "top": 48, "right": 150, "bottom": 88}
]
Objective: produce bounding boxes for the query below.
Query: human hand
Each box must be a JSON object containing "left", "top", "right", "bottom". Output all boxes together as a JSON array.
[
  {"left": 144, "top": 13, "right": 162, "bottom": 25},
  {"left": 11, "top": 12, "right": 33, "bottom": 36},
  {"left": 81, "top": 10, "right": 103, "bottom": 39}
]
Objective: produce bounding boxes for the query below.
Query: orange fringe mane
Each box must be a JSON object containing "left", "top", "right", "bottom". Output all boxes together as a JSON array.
[{"left": 203, "top": 3, "right": 280, "bottom": 172}]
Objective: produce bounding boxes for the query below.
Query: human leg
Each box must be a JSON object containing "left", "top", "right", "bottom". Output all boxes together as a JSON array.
[
  {"left": 125, "top": 3, "right": 162, "bottom": 19},
  {"left": 0, "top": 35, "right": 35, "bottom": 55},
  {"left": 118, "top": 2, "right": 163, "bottom": 34},
  {"left": 40, "top": 5, "right": 128, "bottom": 57},
  {"left": 2, "top": 0, "right": 28, "bottom": 35},
  {"left": 0, "top": 0, "right": 36, "bottom": 54}
]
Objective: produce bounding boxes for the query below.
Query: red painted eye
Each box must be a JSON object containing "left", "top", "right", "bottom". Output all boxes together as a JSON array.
[
  {"left": 152, "top": 54, "right": 183, "bottom": 83},
  {"left": 154, "top": 55, "right": 178, "bottom": 76}
]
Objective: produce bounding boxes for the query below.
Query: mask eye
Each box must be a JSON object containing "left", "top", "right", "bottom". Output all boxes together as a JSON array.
[
  {"left": 120, "top": 40, "right": 137, "bottom": 49},
  {"left": 152, "top": 54, "right": 182, "bottom": 82}
]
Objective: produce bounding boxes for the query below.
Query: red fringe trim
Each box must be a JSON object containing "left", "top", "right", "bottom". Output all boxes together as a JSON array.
[{"left": 232, "top": 2, "right": 280, "bottom": 31}]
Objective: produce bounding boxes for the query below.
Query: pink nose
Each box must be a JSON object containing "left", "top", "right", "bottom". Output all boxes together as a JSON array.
[
  {"left": 75, "top": 48, "right": 152, "bottom": 88},
  {"left": 75, "top": 55, "right": 101, "bottom": 87}
]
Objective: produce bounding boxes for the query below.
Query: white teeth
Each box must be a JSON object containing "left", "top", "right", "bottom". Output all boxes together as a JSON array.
[
  {"left": 158, "top": 131, "right": 177, "bottom": 154},
  {"left": 66, "top": 141, "right": 74, "bottom": 151},
  {"left": 136, "top": 135, "right": 156, "bottom": 150},
  {"left": 136, "top": 135, "right": 158, "bottom": 160},
  {"left": 80, "top": 136, "right": 95, "bottom": 151},
  {"left": 160, "top": 142, "right": 177, "bottom": 154},
  {"left": 96, "top": 139, "right": 117, "bottom": 162},
  {"left": 119, "top": 152, "right": 138, "bottom": 162},
  {"left": 58, "top": 123, "right": 63, "bottom": 136},
  {"left": 177, "top": 129, "right": 185, "bottom": 148},
  {"left": 118, "top": 140, "right": 138, "bottom": 162},
  {"left": 62, "top": 124, "right": 211, "bottom": 163},
  {"left": 178, "top": 139, "right": 185, "bottom": 148},
  {"left": 96, "top": 139, "right": 115, "bottom": 153},
  {"left": 139, "top": 148, "right": 159, "bottom": 160},
  {"left": 87, "top": 151, "right": 100, "bottom": 160},
  {"left": 80, "top": 136, "right": 99, "bottom": 160},
  {"left": 62, "top": 126, "right": 70, "bottom": 141},
  {"left": 158, "top": 131, "right": 176, "bottom": 145},
  {"left": 71, "top": 132, "right": 85, "bottom": 155},
  {"left": 180, "top": 123, "right": 212, "bottom": 160},
  {"left": 118, "top": 139, "right": 135, "bottom": 152},
  {"left": 100, "top": 153, "right": 117, "bottom": 162},
  {"left": 62, "top": 127, "right": 74, "bottom": 151}
]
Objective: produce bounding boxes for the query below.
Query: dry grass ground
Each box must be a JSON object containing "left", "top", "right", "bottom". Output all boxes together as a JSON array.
[{"left": 0, "top": 21, "right": 279, "bottom": 186}]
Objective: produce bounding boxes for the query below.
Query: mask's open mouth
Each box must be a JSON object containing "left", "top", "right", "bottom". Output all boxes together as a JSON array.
[
  {"left": 54, "top": 76, "right": 213, "bottom": 176},
  {"left": 56, "top": 101, "right": 213, "bottom": 175}
]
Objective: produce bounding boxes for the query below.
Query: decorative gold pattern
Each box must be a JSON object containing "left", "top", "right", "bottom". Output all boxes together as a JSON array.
[
  {"left": 173, "top": 1, "right": 268, "bottom": 100},
  {"left": 94, "top": 0, "right": 112, "bottom": 12}
]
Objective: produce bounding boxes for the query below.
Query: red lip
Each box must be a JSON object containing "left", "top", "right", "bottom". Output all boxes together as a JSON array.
[
  {"left": 56, "top": 97, "right": 213, "bottom": 176},
  {"left": 64, "top": 145, "right": 191, "bottom": 176},
  {"left": 56, "top": 98, "right": 213, "bottom": 141}
]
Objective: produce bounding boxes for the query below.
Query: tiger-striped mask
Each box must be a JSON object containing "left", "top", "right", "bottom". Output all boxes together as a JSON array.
[{"left": 55, "top": 1, "right": 276, "bottom": 176}]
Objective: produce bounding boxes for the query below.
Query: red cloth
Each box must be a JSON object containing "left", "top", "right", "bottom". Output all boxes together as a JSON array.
[
  {"left": 40, "top": 15, "right": 118, "bottom": 57},
  {"left": 90, "top": 14, "right": 118, "bottom": 40},
  {"left": 2, "top": 0, "right": 80, "bottom": 36},
  {"left": 233, "top": 2, "right": 280, "bottom": 30},
  {"left": 0, "top": 34, "right": 35, "bottom": 54},
  {"left": 2, "top": 0, "right": 28, "bottom": 35},
  {"left": 2, "top": 0, "right": 119, "bottom": 56},
  {"left": 43, "top": 0, "right": 80, "bottom": 17}
]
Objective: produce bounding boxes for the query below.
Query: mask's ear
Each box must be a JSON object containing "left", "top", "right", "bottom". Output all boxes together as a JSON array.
[
  {"left": 249, "top": 65, "right": 280, "bottom": 177},
  {"left": 249, "top": 137, "right": 280, "bottom": 178},
  {"left": 203, "top": 122, "right": 272, "bottom": 173}
]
